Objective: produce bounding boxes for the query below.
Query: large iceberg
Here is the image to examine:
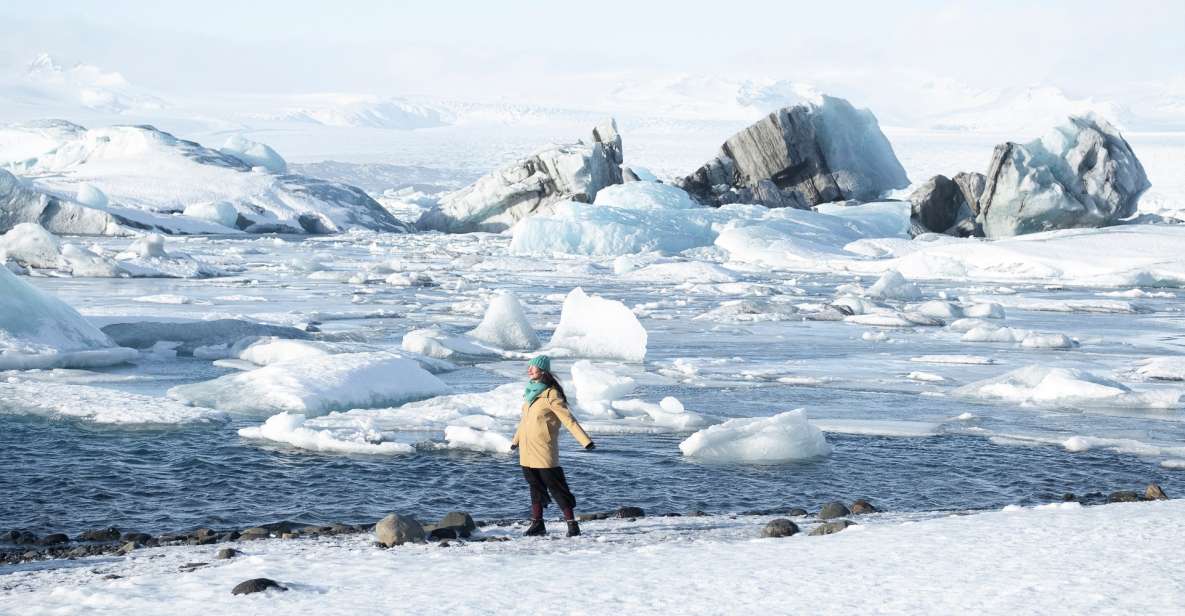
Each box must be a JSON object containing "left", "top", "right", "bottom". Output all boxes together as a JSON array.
[
  {"left": 510, "top": 200, "right": 717, "bottom": 256},
  {"left": 0, "top": 121, "right": 407, "bottom": 235},
  {"left": 417, "top": 120, "right": 624, "bottom": 233},
  {"left": 168, "top": 352, "right": 450, "bottom": 415},
  {"left": 678, "top": 409, "right": 831, "bottom": 463},
  {"left": 546, "top": 288, "right": 648, "bottom": 362},
  {"left": 679, "top": 96, "right": 909, "bottom": 208},
  {"left": 0, "top": 267, "right": 137, "bottom": 370},
  {"left": 978, "top": 115, "right": 1150, "bottom": 238}
]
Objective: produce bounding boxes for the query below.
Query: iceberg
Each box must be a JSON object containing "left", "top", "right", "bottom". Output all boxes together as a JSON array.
[{"left": 0, "top": 267, "right": 136, "bottom": 370}]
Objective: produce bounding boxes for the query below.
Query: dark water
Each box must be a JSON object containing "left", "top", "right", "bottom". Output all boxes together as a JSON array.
[{"left": 2, "top": 413, "right": 1178, "bottom": 537}]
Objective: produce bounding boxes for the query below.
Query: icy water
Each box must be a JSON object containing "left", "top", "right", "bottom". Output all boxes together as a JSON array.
[{"left": 3, "top": 233, "right": 1185, "bottom": 536}]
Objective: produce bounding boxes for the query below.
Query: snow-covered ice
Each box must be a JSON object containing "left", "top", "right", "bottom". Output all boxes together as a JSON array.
[
  {"left": 467, "top": 291, "right": 540, "bottom": 351},
  {"left": 168, "top": 352, "right": 450, "bottom": 415},
  {"left": 679, "top": 409, "right": 830, "bottom": 463}
]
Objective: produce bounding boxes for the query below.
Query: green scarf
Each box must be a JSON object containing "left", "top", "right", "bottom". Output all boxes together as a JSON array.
[{"left": 524, "top": 380, "right": 548, "bottom": 405}]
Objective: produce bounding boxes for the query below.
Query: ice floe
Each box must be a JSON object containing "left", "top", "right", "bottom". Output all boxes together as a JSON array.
[{"left": 679, "top": 409, "right": 830, "bottom": 463}]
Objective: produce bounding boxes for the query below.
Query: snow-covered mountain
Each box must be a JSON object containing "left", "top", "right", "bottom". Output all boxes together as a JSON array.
[
  {"left": 923, "top": 85, "right": 1132, "bottom": 136},
  {"left": 16, "top": 53, "right": 168, "bottom": 115}
]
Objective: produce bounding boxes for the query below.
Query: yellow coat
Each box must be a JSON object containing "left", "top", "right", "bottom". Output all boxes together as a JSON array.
[{"left": 511, "top": 387, "right": 592, "bottom": 468}]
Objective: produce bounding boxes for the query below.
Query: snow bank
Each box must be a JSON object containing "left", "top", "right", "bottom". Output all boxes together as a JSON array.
[
  {"left": 468, "top": 291, "right": 540, "bottom": 351},
  {"left": 678, "top": 409, "right": 830, "bottom": 463},
  {"left": 8, "top": 499, "right": 1185, "bottom": 614},
  {"left": 238, "top": 412, "right": 412, "bottom": 455},
  {"left": 957, "top": 366, "right": 1181, "bottom": 408},
  {"left": 0, "top": 268, "right": 136, "bottom": 370},
  {"left": 0, "top": 378, "right": 225, "bottom": 425},
  {"left": 546, "top": 288, "right": 647, "bottom": 362},
  {"left": 168, "top": 352, "right": 450, "bottom": 415}
]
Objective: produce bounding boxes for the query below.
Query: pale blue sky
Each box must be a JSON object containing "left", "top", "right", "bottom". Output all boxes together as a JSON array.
[{"left": 2, "top": 0, "right": 1182, "bottom": 102}]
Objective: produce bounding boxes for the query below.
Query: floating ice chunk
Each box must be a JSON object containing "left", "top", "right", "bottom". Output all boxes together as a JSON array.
[
  {"left": 571, "top": 360, "right": 636, "bottom": 402},
  {"left": 101, "top": 319, "right": 310, "bottom": 355},
  {"left": 962, "top": 325, "right": 1026, "bottom": 343},
  {"left": 168, "top": 352, "right": 450, "bottom": 415},
  {"left": 812, "top": 419, "right": 942, "bottom": 438},
  {"left": 598, "top": 397, "right": 711, "bottom": 433},
  {"left": 957, "top": 365, "right": 1181, "bottom": 408},
  {"left": 183, "top": 201, "right": 240, "bottom": 228},
  {"left": 1020, "top": 333, "right": 1076, "bottom": 349},
  {"left": 1161, "top": 459, "right": 1185, "bottom": 470},
  {"left": 1135, "top": 357, "right": 1185, "bottom": 381},
  {"left": 220, "top": 135, "right": 287, "bottom": 173},
  {"left": 0, "top": 223, "right": 63, "bottom": 269},
  {"left": 845, "top": 312, "right": 916, "bottom": 327},
  {"left": 947, "top": 318, "right": 996, "bottom": 333},
  {"left": 547, "top": 288, "right": 647, "bottom": 362},
  {"left": 911, "top": 355, "right": 996, "bottom": 365},
  {"left": 238, "top": 338, "right": 333, "bottom": 366},
  {"left": 0, "top": 378, "right": 225, "bottom": 425},
  {"left": 510, "top": 200, "right": 715, "bottom": 257},
  {"left": 623, "top": 261, "right": 739, "bottom": 284},
  {"left": 132, "top": 294, "right": 194, "bottom": 305},
  {"left": 964, "top": 303, "right": 1006, "bottom": 319},
  {"left": 238, "top": 412, "right": 411, "bottom": 455},
  {"left": 695, "top": 299, "right": 800, "bottom": 323},
  {"left": 867, "top": 270, "right": 921, "bottom": 301},
  {"left": 1062, "top": 436, "right": 1092, "bottom": 452},
  {"left": 114, "top": 234, "right": 222, "bottom": 278},
  {"left": 592, "top": 181, "right": 698, "bottom": 210},
  {"left": 441, "top": 425, "right": 512, "bottom": 453},
  {"left": 908, "top": 371, "right": 945, "bottom": 382},
  {"left": 59, "top": 244, "right": 124, "bottom": 277},
  {"left": 468, "top": 291, "right": 540, "bottom": 351},
  {"left": 911, "top": 300, "right": 963, "bottom": 320},
  {"left": 402, "top": 328, "right": 502, "bottom": 360},
  {"left": 678, "top": 409, "right": 830, "bottom": 463},
  {"left": 831, "top": 295, "right": 878, "bottom": 315},
  {"left": 0, "top": 268, "right": 136, "bottom": 370}
]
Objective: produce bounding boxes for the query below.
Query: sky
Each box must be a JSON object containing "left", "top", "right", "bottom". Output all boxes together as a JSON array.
[{"left": 2, "top": 0, "right": 1183, "bottom": 105}]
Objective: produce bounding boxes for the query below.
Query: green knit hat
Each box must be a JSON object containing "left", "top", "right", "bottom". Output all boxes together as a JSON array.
[{"left": 528, "top": 355, "right": 551, "bottom": 372}]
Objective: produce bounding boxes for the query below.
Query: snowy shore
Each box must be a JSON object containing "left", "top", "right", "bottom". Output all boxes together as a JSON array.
[{"left": 3, "top": 499, "right": 1183, "bottom": 615}]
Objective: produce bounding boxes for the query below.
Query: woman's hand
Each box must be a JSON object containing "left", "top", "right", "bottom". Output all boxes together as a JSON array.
[
  {"left": 585, "top": 442, "right": 596, "bottom": 450},
  {"left": 510, "top": 443, "right": 518, "bottom": 450}
]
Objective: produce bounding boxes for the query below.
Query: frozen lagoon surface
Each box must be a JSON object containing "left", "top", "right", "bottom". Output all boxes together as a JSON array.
[{"left": 3, "top": 132, "right": 1185, "bottom": 613}]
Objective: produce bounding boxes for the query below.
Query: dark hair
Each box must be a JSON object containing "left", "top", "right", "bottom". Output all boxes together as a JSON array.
[{"left": 538, "top": 371, "right": 567, "bottom": 403}]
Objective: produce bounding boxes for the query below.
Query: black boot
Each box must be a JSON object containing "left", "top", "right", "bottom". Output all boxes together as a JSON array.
[
  {"left": 566, "top": 520, "right": 581, "bottom": 537},
  {"left": 523, "top": 519, "right": 546, "bottom": 537}
]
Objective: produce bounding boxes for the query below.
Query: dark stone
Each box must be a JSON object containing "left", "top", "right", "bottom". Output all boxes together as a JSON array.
[
  {"left": 231, "top": 578, "right": 287, "bottom": 595},
  {"left": 687, "top": 510, "right": 708, "bottom": 517},
  {"left": 193, "top": 528, "right": 218, "bottom": 539},
  {"left": 1108, "top": 491, "right": 1141, "bottom": 503},
  {"left": 117, "top": 541, "right": 142, "bottom": 555},
  {"left": 239, "top": 527, "right": 270, "bottom": 540},
  {"left": 615, "top": 506, "right": 645, "bottom": 519},
  {"left": 577, "top": 512, "right": 611, "bottom": 522},
  {"left": 760, "top": 519, "right": 799, "bottom": 538},
  {"left": 909, "top": 174, "right": 975, "bottom": 236},
  {"left": 12, "top": 531, "right": 39, "bottom": 545},
  {"left": 818, "top": 501, "right": 851, "bottom": 520},
  {"left": 810, "top": 520, "right": 856, "bottom": 536},
  {"left": 77, "top": 527, "right": 121, "bottom": 542},
  {"left": 375, "top": 513, "right": 425, "bottom": 547},
  {"left": 849, "top": 499, "right": 878, "bottom": 515},
  {"left": 216, "top": 548, "right": 241, "bottom": 560},
  {"left": 1145, "top": 484, "right": 1169, "bottom": 501},
  {"left": 429, "top": 528, "right": 458, "bottom": 540},
  {"left": 786, "top": 508, "right": 808, "bottom": 517},
  {"left": 437, "top": 512, "right": 477, "bottom": 538},
  {"left": 122, "top": 532, "right": 152, "bottom": 544},
  {"left": 179, "top": 562, "right": 209, "bottom": 573},
  {"left": 1062, "top": 493, "right": 1078, "bottom": 502},
  {"left": 38, "top": 533, "right": 69, "bottom": 546}
]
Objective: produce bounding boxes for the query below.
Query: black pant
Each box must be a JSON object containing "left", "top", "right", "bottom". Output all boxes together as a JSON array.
[{"left": 521, "top": 466, "right": 576, "bottom": 510}]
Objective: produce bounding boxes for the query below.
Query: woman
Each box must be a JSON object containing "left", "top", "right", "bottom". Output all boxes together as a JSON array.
[{"left": 510, "top": 355, "right": 595, "bottom": 537}]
